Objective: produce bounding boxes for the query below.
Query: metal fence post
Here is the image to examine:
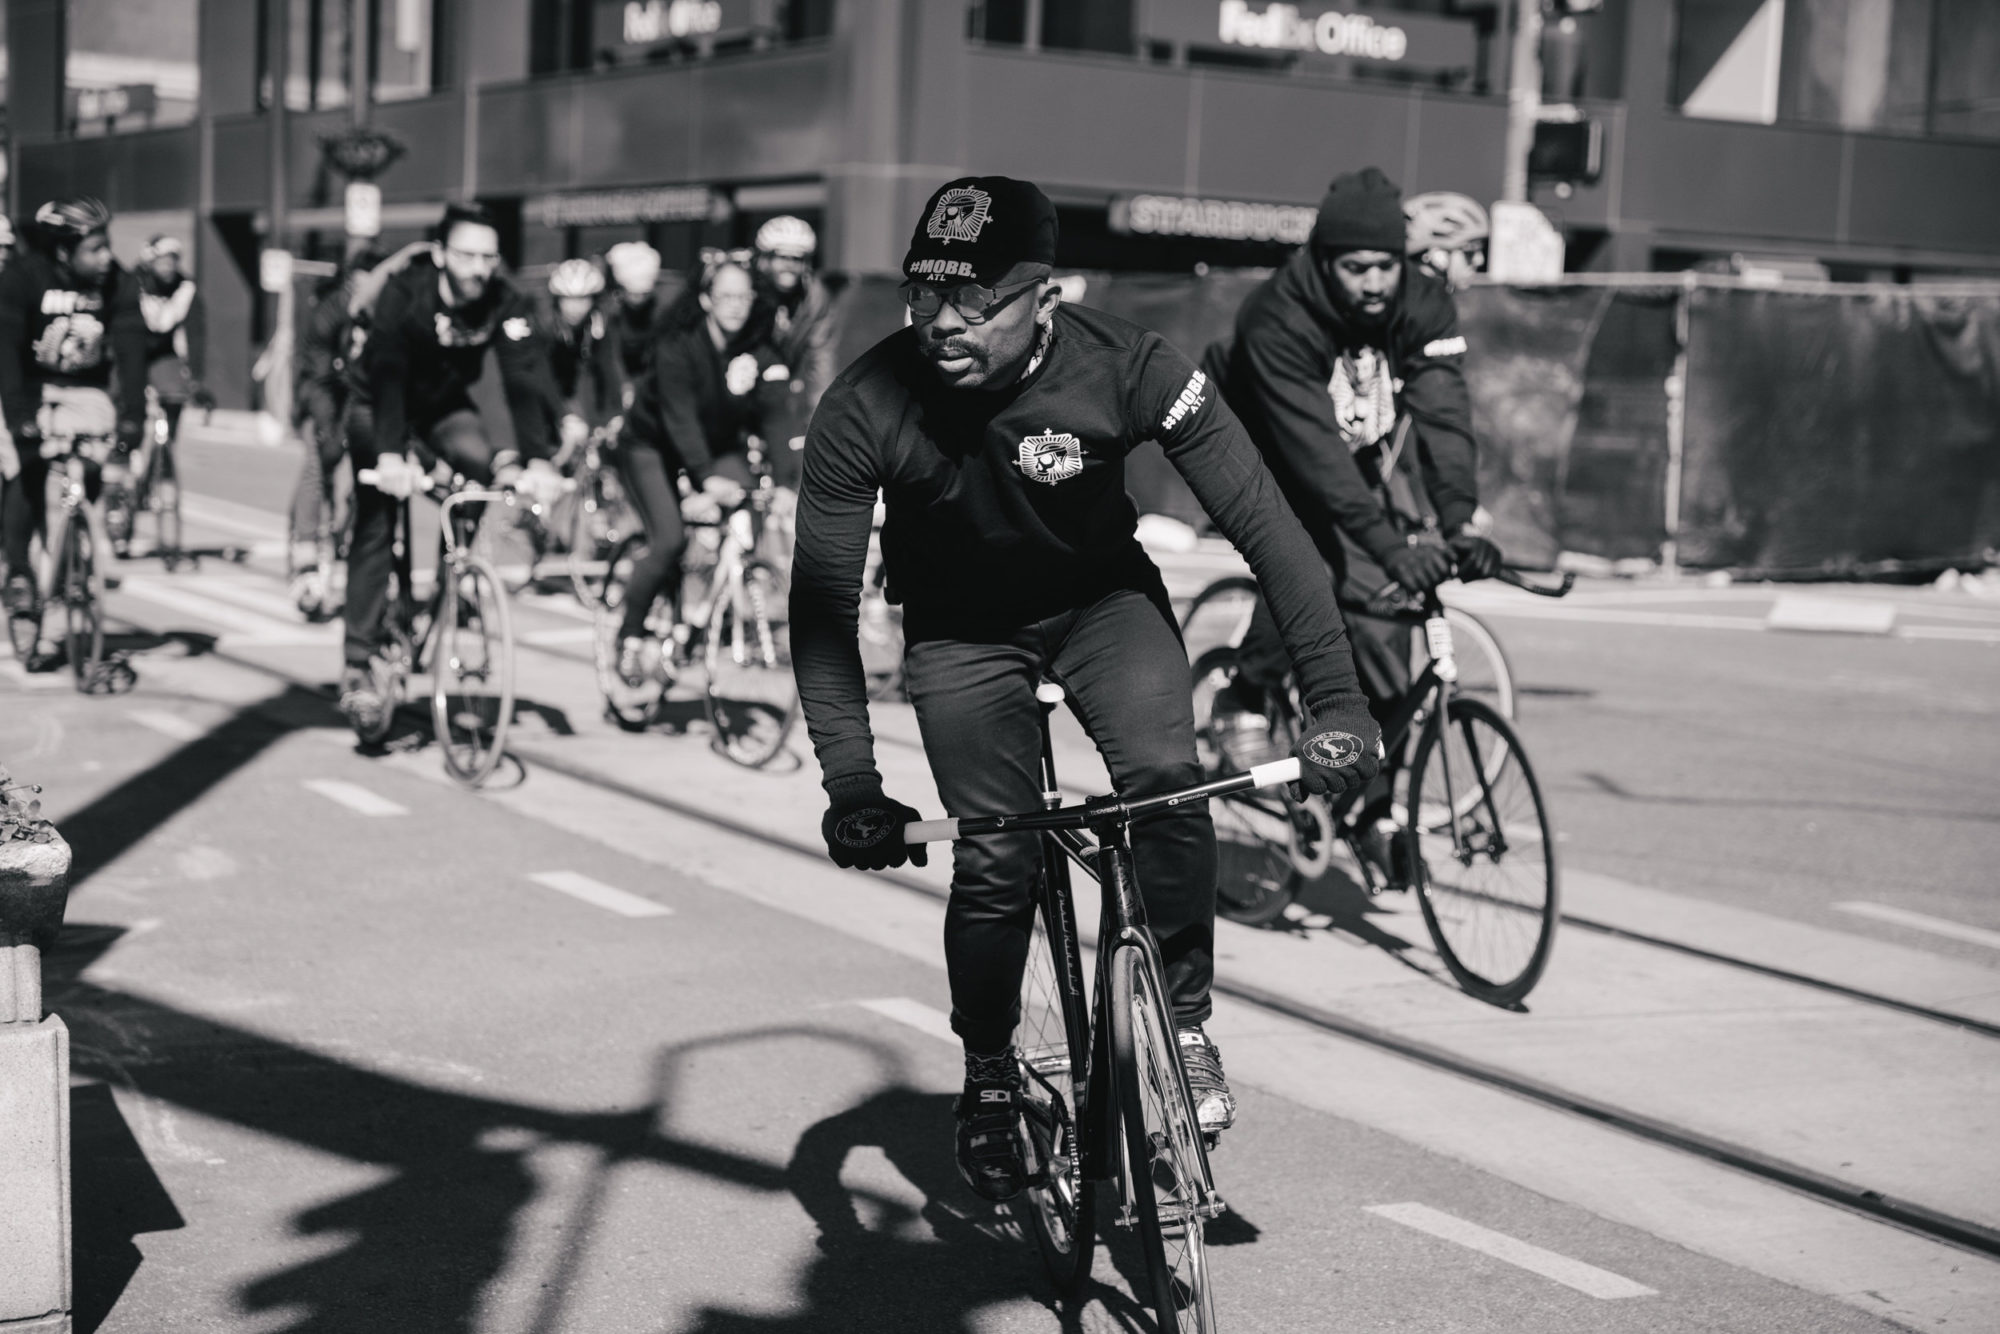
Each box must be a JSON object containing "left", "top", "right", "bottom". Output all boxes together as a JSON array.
[
  {"left": 1660, "top": 272, "right": 1694, "bottom": 578},
  {"left": 0, "top": 773, "right": 73, "bottom": 1333}
]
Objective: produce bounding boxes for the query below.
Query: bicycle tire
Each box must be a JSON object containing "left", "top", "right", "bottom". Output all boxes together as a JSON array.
[
  {"left": 1110, "top": 944, "right": 1220, "bottom": 1332},
  {"left": 1190, "top": 645, "right": 1301, "bottom": 927},
  {"left": 56, "top": 510, "right": 105, "bottom": 689},
  {"left": 703, "top": 556, "right": 799, "bottom": 769},
  {"left": 151, "top": 438, "right": 184, "bottom": 570},
  {"left": 568, "top": 469, "right": 623, "bottom": 607},
  {"left": 1413, "top": 606, "right": 1514, "bottom": 720},
  {"left": 431, "top": 555, "right": 514, "bottom": 788},
  {"left": 1179, "top": 575, "right": 1260, "bottom": 658},
  {"left": 1406, "top": 696, "right": 1557, "bottom": 1006},
  {"left": 593, "top": 534, "right": 669, "bottom": 732},
  {"left": 1016, "top": 852, "right": 1097, "bottom": 1295}
]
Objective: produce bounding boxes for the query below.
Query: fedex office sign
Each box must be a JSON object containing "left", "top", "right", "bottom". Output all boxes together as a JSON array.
[{"left": 1217, "top": 1, "right": 1410, "bottom": 61}]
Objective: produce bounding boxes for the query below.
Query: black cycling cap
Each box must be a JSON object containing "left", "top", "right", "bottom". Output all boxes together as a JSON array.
[{"left": 903, "top": 176, "right": 1058, "bottom": 289}]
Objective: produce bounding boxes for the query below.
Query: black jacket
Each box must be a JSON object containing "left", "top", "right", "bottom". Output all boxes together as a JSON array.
[
  {"left": 791, "top": 303, "right": 1362, "bottom": 791},
  {"left": 350, "top": 256, "right": 561, "bottom": 464},
  {"left": 0, "top": 248, "right": 148, "bottom": 440},
  {"left": 621, "top": 318, "right": 782, "bottom": 477},
  {"left": 295, "top": 274, "right": 357, "bottom": 443},
  {"left": 1224, "top": 249, "right": 1479, "bottom": 566}
]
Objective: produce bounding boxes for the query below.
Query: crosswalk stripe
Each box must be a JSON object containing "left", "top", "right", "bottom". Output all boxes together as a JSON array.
[
  {"left": 118, "top": 578, "right": 283, "bottom": 636},
  {"left": 521, "top": 626, "right": 597, "bottom": 647},
  {"left": 854, "top": 997, "right": 958, "bottom": 1046},
  {"left": 1834, "top": 901, "right": 2000, "bottom": 951},
  {"left": 129, "top": 709, "right": 206, "bottom": 741},
  {"left": 302, "top": 778, "right": 409, "bottom": 817},
  {"left": 526, "top": 870, "right": 672, "bottom": 918},
  {"left": 1365, "top": 1202, "right": 1656, "bottom": 1299},
  {"left": 169, "top": 574, "right": 310, "bottom": 621}
]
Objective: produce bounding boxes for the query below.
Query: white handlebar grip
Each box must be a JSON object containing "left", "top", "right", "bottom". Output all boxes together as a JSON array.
[
  {"left": 356, "top": 468, "right": 379, "bottom": 486},
  {"left": 1247, "top": 756, "right": 1302, "bottom": 789},
  {"left": 903, "top": 818, "right": 961, "bottom": 844}
]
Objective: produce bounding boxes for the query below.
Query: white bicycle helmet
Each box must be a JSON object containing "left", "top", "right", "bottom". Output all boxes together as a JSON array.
[
  {"left": 1403, "top": 192, "right": 1490, "bottom": 256},
  {"left": 549, "top": 257, "right": 606, "bottom": 298},
  {"left": 754, "top": 215, "right": 817, "bottom": 260},
  {"left": 605, "top": 241, "right": 662, "bottom": 296}
]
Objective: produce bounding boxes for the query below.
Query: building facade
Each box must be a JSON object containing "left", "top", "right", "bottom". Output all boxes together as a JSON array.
[{"left": 6, "top": 0, "right": 1997, "bottom": 407}]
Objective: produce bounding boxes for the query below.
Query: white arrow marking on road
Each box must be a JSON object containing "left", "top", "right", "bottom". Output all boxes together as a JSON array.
[
  {"left": 302, "top": 778, "right": 409, "bottom": 817},
  {"left": 129, "top": 709, "right": 206, "bottom": 741},
  {"left": 854, "top": 997, "right": 958, "bottom": 1046},
  {"left": 1365, "top": 1202, "right": 1656, "bottom": 1299},
  {"left": 527, "top": 870, "right": 672, "bottom": 918},
  {"left": 1834, "top": 901, "right": 2000, "bottom": 951}
]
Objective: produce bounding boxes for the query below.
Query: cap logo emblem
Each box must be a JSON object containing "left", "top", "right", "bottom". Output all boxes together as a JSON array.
[
  {"left": 927, "top": 187, "right": 993, "bottom": 245},
  {"left": 1017, "top": 430, "right": 1083, "bottom": 485}
]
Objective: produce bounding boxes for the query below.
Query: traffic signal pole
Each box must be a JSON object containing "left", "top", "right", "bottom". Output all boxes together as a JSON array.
[{"left": 1501, "top": 0, "right": 1544, "bottom": 203}]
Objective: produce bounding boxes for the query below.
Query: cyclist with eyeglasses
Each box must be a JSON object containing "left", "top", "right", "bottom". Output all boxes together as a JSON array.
[
  {"left": 0, "top": 196, "right": 147, "bottom": 665},
  {"left": 336, "top": 202, "right": 567, "bottom": 737},
  {"left": 610, "top": 254, "right": 784, "bottom": 687},
  {"left": 791, "top": 176, "right": 1383, "bottom": 1203}
]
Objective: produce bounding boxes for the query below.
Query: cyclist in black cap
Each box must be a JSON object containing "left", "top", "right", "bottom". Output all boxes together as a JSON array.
[{"left": 790, "top": 175, "right": 1382, "bottom": 1202}]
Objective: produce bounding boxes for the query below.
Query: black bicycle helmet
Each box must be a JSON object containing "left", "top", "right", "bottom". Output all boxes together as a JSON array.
[{"left": 33, "top": 195, "right": 113, "bottom": 243}]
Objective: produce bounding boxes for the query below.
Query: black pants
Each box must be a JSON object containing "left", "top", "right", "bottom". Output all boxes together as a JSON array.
[
  {"left": 342, "top": 402, "right": 493, "bottom": 668},
  {"left": 290, "top": 414, "right": 348, "bottom": 545},
  {"left": 902, "top": 585, "right": 1215, "bottom": 1053},
  {"left": 613, "top": 443, "right": 753, "bottom": 642},
  {"left": 1, "top": 450, "right": 51, "bottom": 578}
]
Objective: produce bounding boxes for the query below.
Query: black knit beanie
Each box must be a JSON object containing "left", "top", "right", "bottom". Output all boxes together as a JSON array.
[{"left": 1311, "top": 167, "right": 1406, "bottom": 255}]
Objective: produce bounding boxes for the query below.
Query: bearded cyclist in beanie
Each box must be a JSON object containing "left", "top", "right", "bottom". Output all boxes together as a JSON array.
[
  {"left": 791, "top": 175, "right": 1381, "bottom": 1202},
  {"left": 1212, "top": 167, "right": 1502, "bottom": 876}
]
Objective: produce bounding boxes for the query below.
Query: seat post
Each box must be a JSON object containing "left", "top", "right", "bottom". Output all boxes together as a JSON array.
[{"left": 1036, "top": 681, "right": 1065, "bottom": 809}]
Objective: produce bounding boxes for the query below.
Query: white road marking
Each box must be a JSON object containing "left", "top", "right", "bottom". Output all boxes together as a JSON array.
[
  {"left": 1897, "top": 624, "right": 2000, "bottom": 644},
  {"left": 1766, "top": 595, "right": 1896, "bottom": 635},
  {"left": 129, "top": 709, "right": 205, "bottom": 741},
  {"left": 854, "top": 997, "right": 958, "bottom": 1046},
  {"left": 1834, "top": 901, "right": 2000, "bottom": 951},
  {"left": 118, "top": 578, "right": 287, "bottom": 636},
  {"left": 518, "top": 591, "right": 596, "bottom": 623},
  {"left": 1365, "top": 1202, "right": 1656, "bottom": 1299},
  {"left": 526, "top": 869, "right": 672, "bottom": 918},
  {"left": 302, "top": 778, "right": 409, "bottom": 817},
  {"left": 173, "top": 574, "right": 311, "bottom": 620},
  {"left": 521, "top": 626, "right": 597, "bottom": 647},
  {"left": 179, "top": 492, "right": 287, "bottom": 540}
]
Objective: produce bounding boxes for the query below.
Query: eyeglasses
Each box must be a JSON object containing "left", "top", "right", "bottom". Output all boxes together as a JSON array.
[
  {"left": 700, "top": 246, "right": 754, "bottom": 274},
  {"left": 902, "top": 277, "right": 1041, "bottom": 324}
]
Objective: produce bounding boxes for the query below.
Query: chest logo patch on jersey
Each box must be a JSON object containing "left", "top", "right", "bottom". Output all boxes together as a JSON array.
[
  {"left": 1017, "top": 430, "right": 1084, "bottom": 485},
  {"left": 435, "top": 311, "right": 494, "bottom": 349},
  {"left": 502, "top": 317, "right": 532, "bottom": 341},
  {"left": 927, "top": 187, "right": 993, "bottom": 245}
]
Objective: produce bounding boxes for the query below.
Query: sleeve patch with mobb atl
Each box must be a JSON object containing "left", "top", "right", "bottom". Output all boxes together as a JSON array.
[
  {"left": 1162, "top": 369, "right": 1208, "bottom": 432},
  {"left": 1422, "top": 336, "right": 1467, "bottom": 358}
]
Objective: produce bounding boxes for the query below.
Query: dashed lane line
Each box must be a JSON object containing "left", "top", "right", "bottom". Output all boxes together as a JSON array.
[
  {"left": 302, "top": 778, "right": 409, "bottom": 817},
  {"left": 525, "top": 869, "right": 673, "bottom": 919},
  {"left": 853, "top": 997, "right": 958, "bottom": 1045},
  {"left": 1835, "top": 901, "right": 2000, "bottom": 951},
  {"left": 129, "top": 708, "right": 206, "bottom": 741},
  {"left": 1364, "top": 1202, "right": 1657, "bottom": 1300}
]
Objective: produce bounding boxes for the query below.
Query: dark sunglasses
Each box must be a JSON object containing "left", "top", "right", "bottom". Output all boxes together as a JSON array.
[{"left": 902, "top": 277, "right": 1042, "bottom": 324}]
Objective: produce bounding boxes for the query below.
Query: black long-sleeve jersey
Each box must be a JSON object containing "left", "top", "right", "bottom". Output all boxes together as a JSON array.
[
  {"left": 138, "top": 271, "right": 205, "bottom": 380},
  {"left": 791, "top": 302, "right": 1363, "bottom": 792},
  {"left": 1224, "top": 249, "right": 1479, "bottom": 565},
  {"left": 350, "top": 256, "right": 561, "bottom": 464},
  {"left": 0, "top": 248, "right": 148, "bottom": 438}
]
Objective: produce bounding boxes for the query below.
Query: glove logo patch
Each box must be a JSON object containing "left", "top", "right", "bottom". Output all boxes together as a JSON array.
[
  {"left": 1303, "top": 731, "right": 1364, "bottom": 769},
  {"left": 834, "top": 809, "right": 894, "bottom": 848},
  {"left": 1017, "top": 430, "right": 1083, "bottom": 485}
]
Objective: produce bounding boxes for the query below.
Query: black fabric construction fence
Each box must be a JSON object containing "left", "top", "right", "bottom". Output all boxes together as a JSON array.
[{"left": 819, "top": 273, "right": 2000, "bottom": 577}]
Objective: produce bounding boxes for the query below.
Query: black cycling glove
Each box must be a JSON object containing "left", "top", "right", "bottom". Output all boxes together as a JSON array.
[
  {"left": 1447, "top": 530, "right": 1503, "bottom": 582},
  {"left": 821, "top": 780, "right": 927, "bottom": 871},
  {"left": 1294, "top": 695, "right": 1383, "bottom": 799},
  {"left": 1382, "top": 541, "right": 1453, "bottom": 596}
]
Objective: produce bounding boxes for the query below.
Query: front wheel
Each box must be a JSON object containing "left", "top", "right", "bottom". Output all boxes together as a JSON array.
[
  {"left": 1406, "top": 696, "right": 1557, "bottom": 1006},
  {"left": 1110, "top": 945, "right": 1220, "bottom": 1333},
  {"left": 1015, "top": 852, "right": 1096, "bottom": 1295},
  {"left": 593, "top": 533, "right": 669, "bottom": 732},
  {"left": 430, "top": 556, "right": 514, "bottom": 787},
  {"left": 1192, "top": 644, "right": 1301, "bottom": 927},
  {"left": 55, "top": 510, "right": 106, "bottom": 690},
  {"left": 703, "top": 557, "right": 799, "bottom": 769},
  {"left": 146, "top": 439, "right": 184, "bottom": 569}
]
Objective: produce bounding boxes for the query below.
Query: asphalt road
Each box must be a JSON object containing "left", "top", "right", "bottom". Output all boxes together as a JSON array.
[{"left": 5, "top": 425, "right": 1999, "bottom": 1333}]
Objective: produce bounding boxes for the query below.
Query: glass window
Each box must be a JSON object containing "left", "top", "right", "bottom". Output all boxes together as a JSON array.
[
  {"left": 373, "top": 0, "right": 438, "bottom": 102},
  {"left": 66, "top": 0, "right": 200, "bottom": 136},
  {"left": 273, "top": 0, "right": 354, "bottom": 110},
  {"left": 1675, "top": 0, "right": 2000, "bottom": 140}
]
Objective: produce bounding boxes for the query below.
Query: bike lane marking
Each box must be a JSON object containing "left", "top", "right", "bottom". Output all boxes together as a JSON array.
[
  {"left": 301, "top": 778, "right": 409, "bottom": 817},
  {"left": 1364, "top": 1202, "right": 1656, "bottom": 1299},
  {"left": 129, "top": 709, "right": 206, "bottom": 741},
  {"left": 852, "top": 997, "right": 957, "bottom": 1045},
  {"left": 525, "top": 869, "right": 673, "bottom": 919},
  {"left": 1835, "top": 902, "right": 2000, "bottom": 951}
]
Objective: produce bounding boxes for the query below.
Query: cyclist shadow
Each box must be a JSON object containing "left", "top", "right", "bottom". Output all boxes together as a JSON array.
[{"left": 673, "top": 1087, "right": 1160, "bottom": 1333}]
